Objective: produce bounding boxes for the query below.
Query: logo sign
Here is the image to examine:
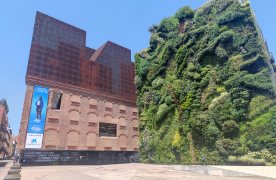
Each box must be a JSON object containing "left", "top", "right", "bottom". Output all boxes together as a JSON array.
[
  {"left": 25, "top": 133, "right": 43, "bottom": 149},
  {"left": 25, "top": 85, "right": 49, "bottom": 149}
]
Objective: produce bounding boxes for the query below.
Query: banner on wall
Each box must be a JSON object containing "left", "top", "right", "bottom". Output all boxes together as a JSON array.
[{"left": 25, "top": 85, "right": 49, "bottom": 149}]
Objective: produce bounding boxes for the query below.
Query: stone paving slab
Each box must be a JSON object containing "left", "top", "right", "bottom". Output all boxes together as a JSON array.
[
  {"left": 0, "top": 161, "right": 13, "bottom": 179},
  {"left": 21, "top": 163, "right": 265, "bottom": 180},
  {"left": 213, "top": 166, "right": 276, "bottom": 179},
  {"left": 173, "top": 165, "right": 274, "bottom": 179},
  {"left": 4, "top": 174, "right": 21, "bottom": 180},
  {"left": 8, "top": 169, "right": 21, "bottom": 175}
]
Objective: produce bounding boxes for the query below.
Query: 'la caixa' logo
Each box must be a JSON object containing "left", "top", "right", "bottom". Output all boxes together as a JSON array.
[{"left": 31, "top": 138, "right": 37, "bottom": 144}]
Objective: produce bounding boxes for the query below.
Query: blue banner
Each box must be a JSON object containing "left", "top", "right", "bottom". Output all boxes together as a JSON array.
[{"left": 25, "top": 85, "right": 49, "bottom": 149}]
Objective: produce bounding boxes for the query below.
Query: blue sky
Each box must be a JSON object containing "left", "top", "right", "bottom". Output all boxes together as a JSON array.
[{"left": 0, "top": 0, "right": 275, "bottom": 135}]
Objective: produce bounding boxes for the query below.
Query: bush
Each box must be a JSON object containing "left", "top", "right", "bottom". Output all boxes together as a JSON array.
[
  {"left": 222, "top": 120, "right": 239, "bottom": 137},
  {"left": 216, "top": 138, "right": 238, "bottom": 156},
  {"left": 158, "top": 17, "right": 179, "bottom": 36},
  {"left": 175, "top": 6, "right": 194, "bottom": 22},
  {"left": 149, "top": 34, "right": 159, "bottom": 51},
  {"left": 181, "top": 92, "right": 193, "bottom": 111},
  {"left": 172, "top": 130, "right": 181, "bottom": 147},
  {"left": 248, "top": 95, "right": 274, "bottom": 119},
  {"left": 228, "top": 156, "right": 266, "bottom": 166},
  {"left": 135, "top": 55, "right": 149, "bottom": 77},
  {"left": 205, "top": 124, "right": 220, "bottom": 143},
  {"left": 215, "top": 46, "right": 228, "bottom": 58},
  {"left": 229, "top": 55, "right": 243, "bottom": 71},
  {"left": 156, "top": 103, "right": 174, "bottom": 123},
  {"left": 217, "top": 11, "right": 244, "bottom": 25},
  {"left": 152, "top": 77, "right": 164, "bottom": 89}
]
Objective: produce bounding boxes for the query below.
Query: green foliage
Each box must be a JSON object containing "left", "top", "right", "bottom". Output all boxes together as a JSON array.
[
  {"left": 229, "top": 55, "right": 243, "bottom": 71},
  {"left": 222, "top": 120, "right": 239, "bottom": 138},
  {"left": 245, "top": 106, "right": 276, "bottom": 153},
  {"left": 228, "top": 149, "right": 276, "bottom": 165},
  {"left": 216, "top": 138, "right": 238, "bottom": 156},
  {"left": 215, "top": 46, "right": 228, "bottom": 59},
  {"left": 217, "top": 11, "right": 244, "bottom": 26},
  {"left": 158, "top": 17, "right": 179, "bottom": 38},
  {"left": 152, "top": 77, "right": 164, "bottom": 89},
  {"left": 205, "top": 124, "right": 221, "bottom": 144},
  {"left": 172, "top": 130, "right": 181, "bottom": 148},
  {"left": 181, "top": 92, "right": 193, "bottom": 111},
  {"left": 248, "top": 95, "right": 274, "bottom": 119},
  {"left": 156, "top": 103, "right": 174, "bottom": 124},
  {"left": 135, "top": 54, "right": 149, "bottom": 78},
  {"left": 175, "top": 6, "right": 194, "bottom": 22},
  {"left": 135, "top": 0, "right": 276, "bottom": 164},
  {"left": 228, "top": 155, "right": 266, "bottom": 166},
  {"left": 216, "top": 86, "right": 226, "bottom": 93}
]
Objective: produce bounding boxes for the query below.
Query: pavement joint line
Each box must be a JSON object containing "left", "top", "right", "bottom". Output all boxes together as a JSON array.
[
  {"left": 172, "top": 165, "right": 276, "bottom": 179},
  {"left": 130, "top": 163, "right": 140, "bottom": 180}
]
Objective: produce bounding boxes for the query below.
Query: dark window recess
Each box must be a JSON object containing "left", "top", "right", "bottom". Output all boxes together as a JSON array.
[
  {"left": 120, "top": 126, "right": 127, "bottom": 130},
  {"left": 69, "top": 120, "right": 79, "bottom": 125},
  {"left": 105, "top": 107, "right": 113, "bottom": 112},
  {"left": 99, "top": 123, "right": 117, "bottom": 137},
  {"left": 132, "top": 112, "right": 138, "bottom": 116},
  {"left": 120, "top": 110, "right": 126, "bottom": 114},
  {"left": 45, "top": 145, "right": 56, "bottom": 149},
  {"left": 51, "top": 92, "right": 62, "bottom": 110},
  {"left": 104, "top": 147, "right": 112, "bottom": 150},
  {"left": 120, "top": 147, "right": 127, "bottom": 151},
  {"left": 88, "top": 122, "right": 97, "bottom": 127},
  {"left": 89, "top": 105, "right": 97, "bottom": 110},
  {"left": 133, "top": 127, "right": 138, "bottom": 131},
  {"left": 71, "top": 101, "right": 80, "bottom": 107},
  {"left": 48, "top": 118, "right": 59, "bottom": 123}
]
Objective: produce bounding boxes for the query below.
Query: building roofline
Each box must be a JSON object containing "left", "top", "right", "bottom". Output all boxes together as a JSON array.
[{"left": 36, "top": 11, "right": 86, "bottom": 34}]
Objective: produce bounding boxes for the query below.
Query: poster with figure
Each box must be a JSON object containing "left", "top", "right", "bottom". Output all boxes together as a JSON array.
[{"left": 25, "top": 85, "right": 49, "bottom": 149}]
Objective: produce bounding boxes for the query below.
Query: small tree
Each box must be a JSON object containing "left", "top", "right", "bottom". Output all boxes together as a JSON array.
[{"left": 175, "top": 6, "right": 194, "bottom": 22}]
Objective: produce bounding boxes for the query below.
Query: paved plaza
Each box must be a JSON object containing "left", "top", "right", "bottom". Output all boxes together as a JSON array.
[{"left": 20, "top": 163, "right": 275, "bottom": 180}]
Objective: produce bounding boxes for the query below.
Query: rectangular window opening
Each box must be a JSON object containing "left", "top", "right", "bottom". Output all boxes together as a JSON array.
[
  {"left": 51, "top": 91, "right": 62, "bottom": 110},
  {"left": 120, "top": 110, "right": 126, "bottom": 114},
  {"left": 105, "top": 107, "right": 113, "bottom": 112},
  {"left": 99, "top": 122, "right": 117, "bottom": 137},
  {"left": 69, "top": 120, "right": 79, "bottom": 125},
  {"left": 89, "top": 105, "right": 97, "bottom": 110}
]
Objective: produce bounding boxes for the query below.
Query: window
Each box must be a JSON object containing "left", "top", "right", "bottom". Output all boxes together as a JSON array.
[
  {"left": 48, "top": 118, "right": 59, "bottom": 123},
  {"left": 51, "top": 91, "right": 62, "bottom": 110},
  {"left": 120, "top": 110, "right": 126, "bottom": 114},
  {"left": 69, "top": 120, "right": 79, "bottom": 125},
  {"left": 99, "top": 123, "right": 117, "bottom": 137},
  {"left": 71, "top": 101, "right": 80, "bottom": 107},
  {"left": 88, "top": 122, "right": 97, "bottom": 127},
  {"left": 133, "top": 127, "right": 138, "bottom": 131},
  {"left": 105, "top": 107, "right": 113, "bottom": 112},
  {"left": 89, "top": 105, "right": 97, "bottom": 110},
  {"left": 120, "top": 126, "right": 127, "bottom": 130},
  {"left": 132, "top": 112, "right": 138, "bottom": 116}
]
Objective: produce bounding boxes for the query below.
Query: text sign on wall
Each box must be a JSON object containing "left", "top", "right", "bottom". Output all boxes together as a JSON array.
[{"left": 25, "top": 85, "right": 49, "bottom": 149}]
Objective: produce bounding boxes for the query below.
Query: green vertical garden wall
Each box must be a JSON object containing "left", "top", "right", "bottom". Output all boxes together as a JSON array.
[{"left": 135, "top": 0, "right": 276, "bottom": 165}]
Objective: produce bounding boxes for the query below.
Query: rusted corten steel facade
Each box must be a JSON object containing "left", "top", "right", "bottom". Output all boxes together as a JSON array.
[{"left": 18, "top": 12, "right": 138, "bottom": 154}]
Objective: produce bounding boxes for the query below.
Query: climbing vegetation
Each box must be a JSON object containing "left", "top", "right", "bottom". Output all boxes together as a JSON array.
[{"left": 135, "top": 0, "right": 276, "bottom": 165}]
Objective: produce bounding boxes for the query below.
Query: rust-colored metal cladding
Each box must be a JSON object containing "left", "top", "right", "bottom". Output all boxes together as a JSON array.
[{"left": 18, "top": 12, "right": 138, "bottom": 165}]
